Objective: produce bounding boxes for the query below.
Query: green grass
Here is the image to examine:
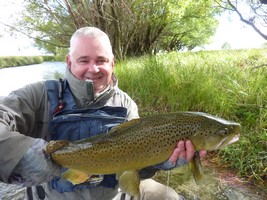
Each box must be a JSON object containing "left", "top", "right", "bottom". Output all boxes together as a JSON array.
[
  {"left": 115, "top": 48, "right": 267, "bottom": 186},
  {"left": 0, "top": 55, "right": 55, "bottom": 68}
]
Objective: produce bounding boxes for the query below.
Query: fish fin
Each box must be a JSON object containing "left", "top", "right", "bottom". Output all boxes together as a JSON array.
[
  {"left": 109, "top": 118, "right": 142, "bottom": 133},
  {"left": 117, "top": 170, "right": 140, "bottom": 196},
  {"left": 73, "top": 133, "right": 105, "bottom": 144},
  {"left": 189, "top": 151, "right": 203, "bottom": 184},
  {"left": 75, "top": 119, "right": 142, "bottom": 145},
  {"left": 62, "top": 169, "right": 90, "bottom": 185}
]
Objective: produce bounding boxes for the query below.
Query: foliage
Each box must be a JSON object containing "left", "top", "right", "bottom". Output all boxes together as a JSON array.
[
  {"left": 115, "top": 48, "right": 267, "bottom": 184},
  {"left": 12, "top": 0, "right": 220, "bottom": 59},
  {"left": 221, "top": 42, "right": 231, "bottom": 49},
  {"left": 0, "top": 56, "right": 44, "bottom": 68}
]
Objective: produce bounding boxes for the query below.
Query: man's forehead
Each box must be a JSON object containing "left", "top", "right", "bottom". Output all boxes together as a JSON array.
[
  {"left": 76, "top": 55, "right": 109, "bottom": 60},
  {"left": 71, "top": 37, "right": 113, "bottom": 56}
]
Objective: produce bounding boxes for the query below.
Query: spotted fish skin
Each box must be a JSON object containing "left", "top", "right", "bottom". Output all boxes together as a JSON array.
[{"left": 46, "top": 112, "right": 241, "bottom": 196}]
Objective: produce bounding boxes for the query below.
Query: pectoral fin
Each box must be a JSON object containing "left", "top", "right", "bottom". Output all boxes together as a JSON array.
[
  {"left": 62, "top": 169, "right": 90, "bottom": 184},
  {"left": 189, "top": 151, "right": 203, "bottom": 183},
  {"left": 117, "top": 170, "right": 140, "bottom": 196}
]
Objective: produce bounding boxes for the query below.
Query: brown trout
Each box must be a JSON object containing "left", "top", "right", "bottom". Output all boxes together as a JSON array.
[{"left": 46, "top": 112, "right": 241, "bottom": 196}]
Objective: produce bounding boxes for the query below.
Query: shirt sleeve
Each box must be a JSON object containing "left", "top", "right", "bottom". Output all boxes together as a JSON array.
[
  {"left": 105, "top": 87, "right": 140, "bottom": 121},
  {"left": 8, "top": 138, "right": 61, "bottom": 186},
  {"left": 117, "top": 89, "right": 140, "bottom": 121},
  {"left": 0, "top": 100, "right": 35, "bottom": 182},
  {"left": 126, "top": 99, "right": 139, "bottom": 121},
  {"left": 0, "top": 82, "right": 51, "bottom": 183}
]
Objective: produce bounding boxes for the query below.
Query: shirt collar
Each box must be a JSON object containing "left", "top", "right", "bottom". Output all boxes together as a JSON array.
[{"left": 65, "top": 68, "right": 117, "bottom": 108}]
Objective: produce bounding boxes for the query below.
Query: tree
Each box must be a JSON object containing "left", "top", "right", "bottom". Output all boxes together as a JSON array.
[
  {"left": 6, "top": 0, "right": 221, "bottom": 59},
  {"left": 157, "top": 0, "right": 220, "bottom": 51},
  {"left": 221, "top": 42, "right": 231, "bottom": 49},
  {"left": 215, "top": 0, "right": 267, "bottom": 40}
]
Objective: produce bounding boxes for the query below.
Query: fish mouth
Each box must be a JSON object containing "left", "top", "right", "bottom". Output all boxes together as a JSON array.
[
  {"left": 227, "top": 134, "right": 240, "bottom": 145},
  {"left": 214, "top": 134, "right": 240, "bottom": 150}
]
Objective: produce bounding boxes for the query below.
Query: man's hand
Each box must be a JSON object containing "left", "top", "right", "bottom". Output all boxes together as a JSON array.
[
  {"left": 154, "top": 140, "right": 207, "bottom": 170},
  {"left": 169, "top": 140, "right": 207, "bottom": 164}
]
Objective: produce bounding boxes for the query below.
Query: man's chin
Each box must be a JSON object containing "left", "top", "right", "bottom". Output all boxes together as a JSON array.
[{"left": 94, "top": 84, "right": 110, "bottom": 94}]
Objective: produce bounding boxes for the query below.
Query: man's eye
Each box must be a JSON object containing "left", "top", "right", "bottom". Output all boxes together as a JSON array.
[
  {"left": 79, "top": 60, "right": 88, "bottom": 64},
  {"left": 97, "top": 58, "right": 109, "bottom": 64}
]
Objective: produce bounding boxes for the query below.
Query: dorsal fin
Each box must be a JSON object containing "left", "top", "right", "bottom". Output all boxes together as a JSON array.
[
  {"left": 72, "top": 118, "right": 142, "bottom": 145},
  {"left": 109, "top": 118, "right": 141, "bottom": 134}
]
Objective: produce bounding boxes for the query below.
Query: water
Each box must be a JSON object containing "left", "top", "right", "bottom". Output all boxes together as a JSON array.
[{"left": 0, "top": 62, "right": 66, "bottom": 96}]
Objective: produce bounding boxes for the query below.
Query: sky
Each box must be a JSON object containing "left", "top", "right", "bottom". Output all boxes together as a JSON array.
[
  {"left": 0, "top": 1, "right": 266, "bottom": 56},
  {"left": 204, "top": 12, "right": 266, "bottom": 50}
]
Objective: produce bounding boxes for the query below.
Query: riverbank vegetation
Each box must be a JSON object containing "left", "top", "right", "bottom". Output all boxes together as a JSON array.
[
  {"left": 115, "top": 48, "right": 267, "bottom": 188},
  {"left": 0, "top": 55, "right": 54, "bottom": 68}
]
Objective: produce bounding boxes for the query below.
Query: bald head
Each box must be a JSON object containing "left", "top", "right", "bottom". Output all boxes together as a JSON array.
[{"left": 69, "top": 27, "right": 113, "bottom": 56}]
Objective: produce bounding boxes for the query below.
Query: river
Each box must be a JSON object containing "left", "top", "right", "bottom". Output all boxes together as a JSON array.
[
  {"left": 0, "top": 62, "right": 66, "bottom": 96},
  {"left": 0, "top": 62, "right": 266, "bottom": 199}
]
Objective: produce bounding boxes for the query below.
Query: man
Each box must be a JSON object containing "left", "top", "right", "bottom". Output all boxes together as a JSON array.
[{"left": 0, "top": 27, "right": 205, "bottom": 200}]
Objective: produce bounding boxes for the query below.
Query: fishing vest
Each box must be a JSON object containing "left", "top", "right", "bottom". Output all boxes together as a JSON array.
[{"left": 44, "top": 79, "right": 127, "bottom": 193}]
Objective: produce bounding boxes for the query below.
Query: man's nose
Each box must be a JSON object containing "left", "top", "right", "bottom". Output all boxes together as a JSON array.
[{"left": 87, "top": 63, "right": 100, "bottom": 73}]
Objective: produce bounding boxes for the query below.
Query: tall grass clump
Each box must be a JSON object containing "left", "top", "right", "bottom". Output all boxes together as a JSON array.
[{"left": 115, "top": 49, "right": 267, "bottom": 187}]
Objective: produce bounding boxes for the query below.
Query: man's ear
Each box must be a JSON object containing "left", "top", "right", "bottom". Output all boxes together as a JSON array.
[
  {"left": 66, "top": 54, "right": 71, "bottom": 69},
  {"left": 111, "top": 58, "right": 115, "bottom": 70}
]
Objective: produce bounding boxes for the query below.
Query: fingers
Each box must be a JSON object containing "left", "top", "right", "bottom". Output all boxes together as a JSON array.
[
  {"left": 168, "top": 141, "right": 183, "bottom": 164},
  {"left": 177, "top": 141, "right": 186, "bottom": 159},
  {"left": 185, "top": 140, "right": 195, "bottom": 161},
  {"left": 169, "top": 140, "right": 195, "bottom": 164},
  {"left": 168, "top": 140, "right": 207, "bottom": 165}
]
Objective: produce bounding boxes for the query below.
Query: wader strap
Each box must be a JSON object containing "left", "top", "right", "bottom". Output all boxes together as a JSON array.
[
  {"left": 120, "top": 193, "right": 126, "bottom": 200},
  {"left": 36, "top": 185, "right": 45, "bottom": 200},
  {"left": 26, "top": 187, "right": 33, "bottom": 200},
  {"left": 120, "top": 193, "right": 134, "bottom": 200}
]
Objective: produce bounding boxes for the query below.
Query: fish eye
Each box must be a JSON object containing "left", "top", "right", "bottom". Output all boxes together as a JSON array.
[{"left": 219, "top": 128, "right": 228, "bottom": 135}]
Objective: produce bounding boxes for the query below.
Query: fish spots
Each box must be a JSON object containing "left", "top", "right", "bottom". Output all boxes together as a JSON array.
[{"left": 48, "top": 112, "right": 241, "bottom": 174}]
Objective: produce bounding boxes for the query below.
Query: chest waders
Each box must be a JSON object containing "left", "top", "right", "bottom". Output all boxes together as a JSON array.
[{"left": 37, "top": 79, "right": 127, "bottom": 197}]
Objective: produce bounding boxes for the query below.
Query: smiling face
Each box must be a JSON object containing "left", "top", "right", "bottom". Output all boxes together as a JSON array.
[{"left": 66, "top": 35, "right": 114, "bottom": 94}]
